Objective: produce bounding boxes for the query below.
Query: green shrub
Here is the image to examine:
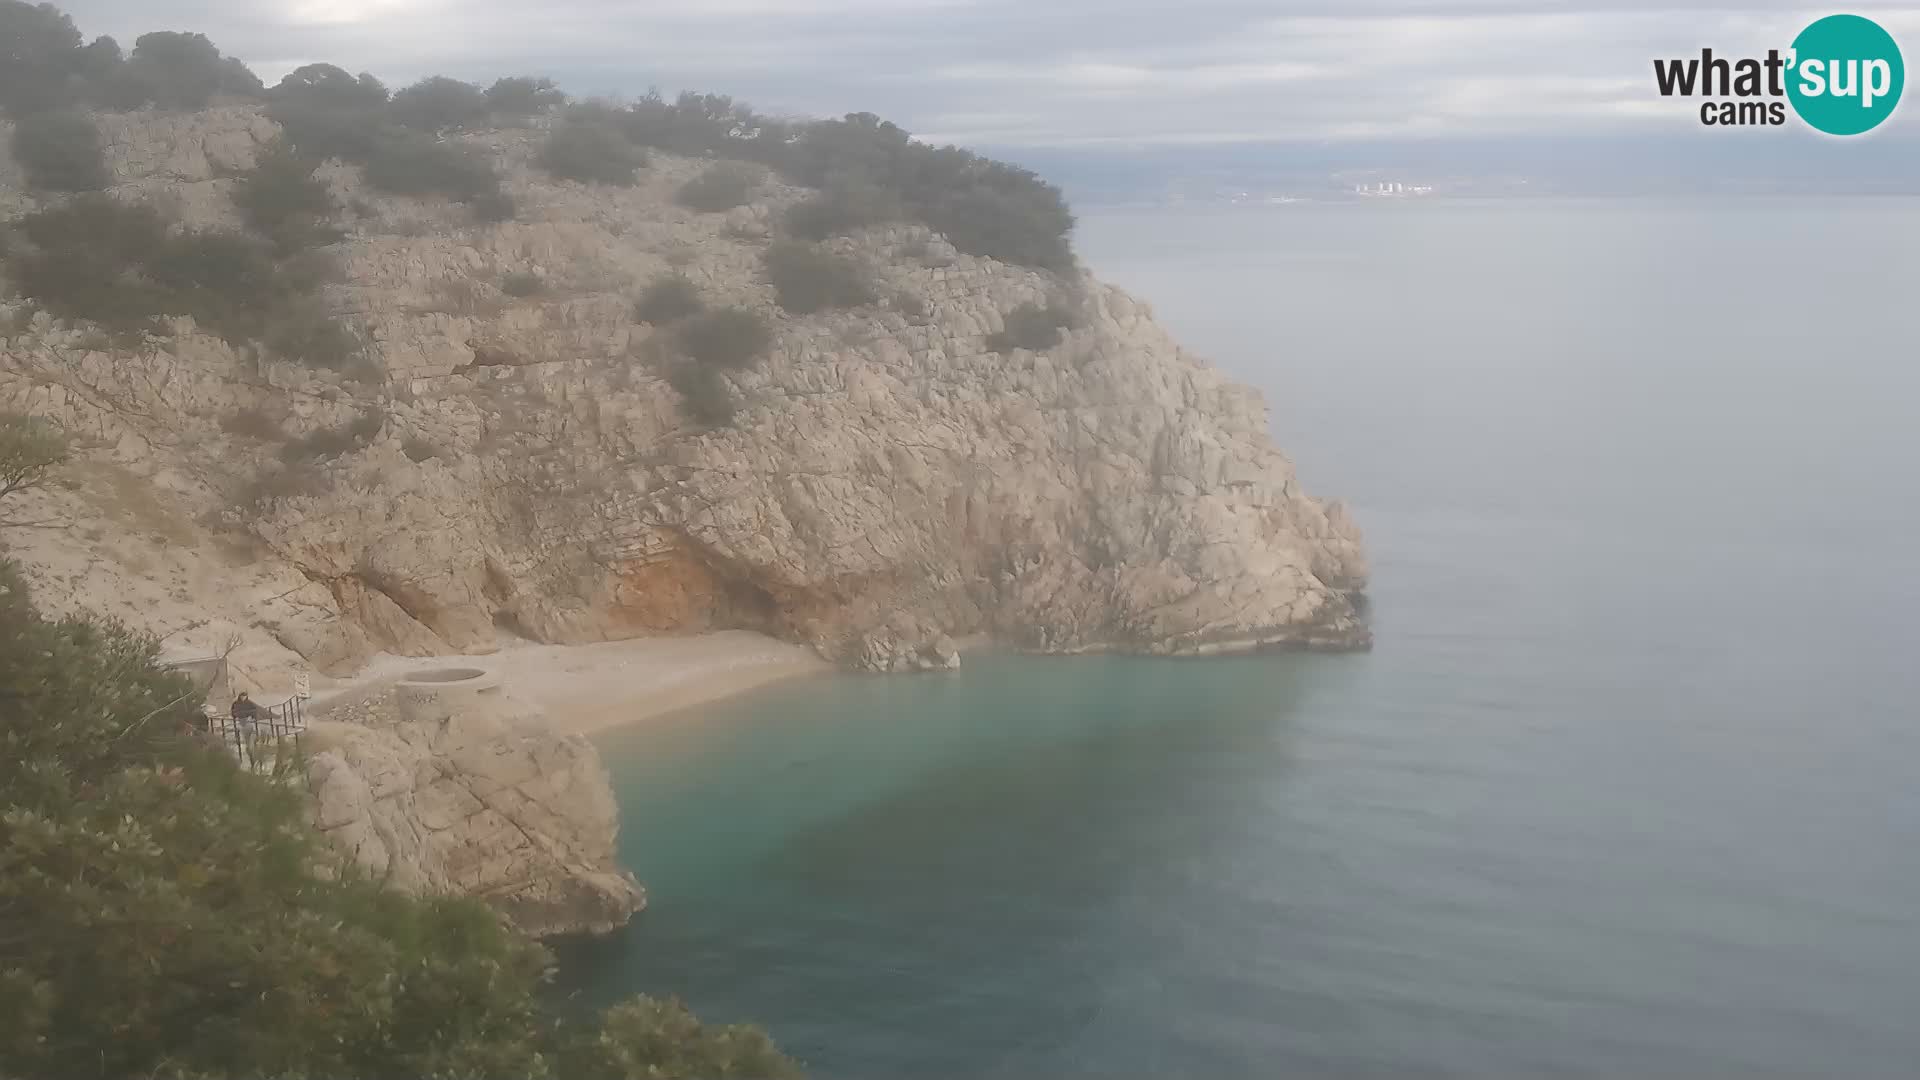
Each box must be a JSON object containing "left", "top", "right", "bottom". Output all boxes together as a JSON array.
[
  {"left": 559, "top": 996, "right": 800, "bottom": 1079},
  {"left": 220, "top": 406, "right": 280, "bottom": 440},
  {"left": 266, "top": 64, "right": 390, "bottom": 162},
  {"left": 280, "top": 409, "right": 382, "bottom": 462},
  {"left": 346, "top": 407, "right": 385, "bottom": 441},
  {"left": 363, "top": 135, "right": 502, "bottom": 203},
  {"left": 267, "top": 98, "right": 384, "bottom": 162},
  {"left": 274, "top": 247, "right": 345, "bottom": 295},
  {"left": 263, "top": 300, "right": 360, "bottom": 371},
  {"left": 471, "top": 189, "right": 517, "bottom": 223},
  {"left": 233, "top": 140, "right": 341, "bottom": 253},
  {"left": 501, "top": 271, "right": 544, "bottom": 297},
  {"left": 927, "top": 186, "right": 1076, "bottom": 273},
  {"left": 987, "top": 300, "right": 1076, "bottom": 352},
  {"left": 892, "top": 289, "right": 928, "bottom": 319},
  {"left": 119, "top": 30, "right": 261, "bottom": 110},
  {"left": 7, "top": 196, "right": 168, "bottom": 327},
  {"left": 782, "top": 179, "right": 902, "bottom": 241},
  {"left": 144, "top": 229, "right": 284, "bottom": 336},
  {"left": 0, "top": 1, "right": 85, "bottom": 115},
  {"left": 10, "top": 248, "right": 157, "bottom": 329},
  {"left": 273, "top": 62, "right": 388, "bottom": 110},
  {"left": 16, "top": 195, "right": 164, "bottom": 259},
  {"left": 620, "top": 90, "right": 790, "bottom": 160},
  {"left": 781, "top": 112, "right": 1075, "bottom": 268},
  {"left": 0, "top": 412, "right": 69, "bottom": 514},
  {"left": 485, "top": 75, "right": 565, "bottom": 121},
  {"left": 668, "top": 363, "right": 736, "bottom": 427},
  {"left": 3, "top": 195, "right": 358, "bottom": 362},
  {"left": 539, "top": 121, "right": 645, "bottom": 186},
  {"left": 677, "top": 307, "right": 771, "bottom": 370},
  {"left": 763, "top": 241, "right": 873, "bottom": 315},
  {"left": 10, "top": 108, "right": 108, "bottom": 192},
  {"left": 677, "top": 161, "right": 762, "bottom": 213},
  {"left": 634, "top": 274, "right": 703, "bottom": 324},
  {"left": 390, "top": 75, "right": 487, "bottom": 131}
]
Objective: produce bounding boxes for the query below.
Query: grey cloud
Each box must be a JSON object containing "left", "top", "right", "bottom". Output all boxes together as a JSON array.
[{"left": 52, "top": 0, "right": 1920, "bottom": 145}]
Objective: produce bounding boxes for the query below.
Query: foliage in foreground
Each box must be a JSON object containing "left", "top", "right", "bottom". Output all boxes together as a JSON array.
[{"left": 0, "top": 429, "right": 801, "bottom": 1079}]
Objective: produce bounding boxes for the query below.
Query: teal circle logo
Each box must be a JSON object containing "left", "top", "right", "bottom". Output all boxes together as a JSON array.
[{"left": 1786, "top": 14, "right": 1905, "bottom": 135}]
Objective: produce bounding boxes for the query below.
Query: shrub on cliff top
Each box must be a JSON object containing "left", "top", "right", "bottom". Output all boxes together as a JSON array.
[
  {"left": 0, "top": 1, "right": 85, "bottom": 116},
  {"left": 266, "top": 63, "right": 390, "bottom": 161},
  {"left": 363, "top": 134, "right": 503, "bottom": 204},
  {"left": 784, "top": 112, "right": 1075, "bottom": 270},
  {"left": 677, "top": 161, "right": 763, "bottom": 213},
  {"left": 118, "top": 30, "right": 262, "bottom": 110},
  {"left": 486, "top": 75, "right": 566, "bottom": 122},
  {"left": 9, "top": 108, "right": 109, "bottom": 192},
  {"left": 390, "top": 74, "right": 487, "bottom": 132},
  {"left": 539, "top": 119, "right": 646, "bottom": 186}
]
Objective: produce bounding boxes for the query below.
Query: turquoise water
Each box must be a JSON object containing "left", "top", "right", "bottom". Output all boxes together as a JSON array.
[{"left": 557, "top": 199, "right": 1920, "bottom": 1077}]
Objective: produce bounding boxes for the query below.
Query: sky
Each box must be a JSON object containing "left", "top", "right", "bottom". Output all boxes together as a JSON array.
[{"left": 50, "top": 0, "right": 1920, "bottom": 149}]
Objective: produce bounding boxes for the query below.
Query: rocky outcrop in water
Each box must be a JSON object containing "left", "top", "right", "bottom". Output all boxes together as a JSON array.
[
  {"left": 0, "top": 105, "right": 1368, "bottom": 683},
  {"left": 303, "top": 670, "right": 644, "bottom": 937}
]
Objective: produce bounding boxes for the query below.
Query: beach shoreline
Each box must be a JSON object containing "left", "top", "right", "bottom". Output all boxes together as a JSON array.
[{"left": 308, "top": 630, "right": 832, "bottom": 736}]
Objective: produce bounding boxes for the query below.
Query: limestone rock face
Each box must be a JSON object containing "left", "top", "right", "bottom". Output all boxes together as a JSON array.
[
  {"left": 0, "top": 105, "right": 1370, "bottom": 684},
  {"left": 303, "top": 674, "right": 644, "bottom": 937}
]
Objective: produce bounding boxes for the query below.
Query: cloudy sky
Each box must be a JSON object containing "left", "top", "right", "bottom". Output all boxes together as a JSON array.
[{"left": 54, "top": 0, "right": 1920, "bottom": 147}]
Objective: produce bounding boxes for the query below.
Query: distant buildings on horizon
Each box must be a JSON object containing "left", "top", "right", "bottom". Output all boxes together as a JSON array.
[{"left": 1352, "top": 180, "right": 1435, "bottom": 197}]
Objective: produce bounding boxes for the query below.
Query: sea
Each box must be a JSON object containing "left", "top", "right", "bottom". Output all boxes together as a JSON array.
[{"left": 553, "top": 198, "right": 1920, "bottom": 1078}]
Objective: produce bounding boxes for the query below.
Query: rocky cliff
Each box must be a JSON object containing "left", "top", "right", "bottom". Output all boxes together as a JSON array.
[
  {"left": 304, "top": 669, "right": 644, "bottom": 937},
  {"left": 0, "top": 106, "right": 1368, "bottom": 685}
]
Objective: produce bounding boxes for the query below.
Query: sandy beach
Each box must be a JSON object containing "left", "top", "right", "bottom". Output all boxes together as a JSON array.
[{"left": 310, "top": 631, "right": 831, "bottom": 736}]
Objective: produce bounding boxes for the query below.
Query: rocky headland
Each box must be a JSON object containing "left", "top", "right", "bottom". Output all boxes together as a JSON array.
[
  {"left": 2, "top": 100, "right": 1366, "bottom": 932},
  {"left": 0, "top": 105, "right": 1367, "bottom": 683}
]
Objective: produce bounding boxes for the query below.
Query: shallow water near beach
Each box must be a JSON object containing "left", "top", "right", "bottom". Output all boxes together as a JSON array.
[{"left": 557, "top": 198, "right": 1920, "bottom": 1077}]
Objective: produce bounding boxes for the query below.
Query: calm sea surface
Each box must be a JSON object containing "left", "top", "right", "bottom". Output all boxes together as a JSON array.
[{"left": 557, "top": 199, "right": 1920, "bottom": 1077}]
